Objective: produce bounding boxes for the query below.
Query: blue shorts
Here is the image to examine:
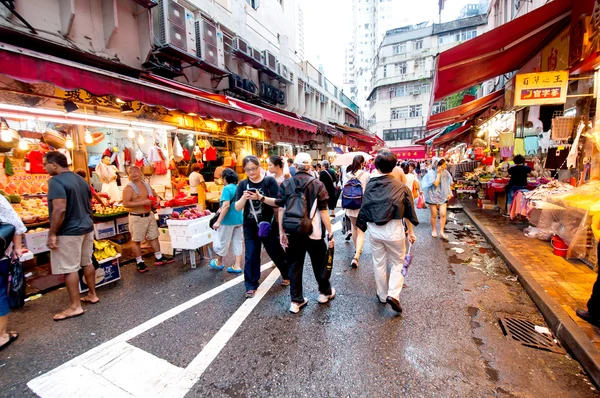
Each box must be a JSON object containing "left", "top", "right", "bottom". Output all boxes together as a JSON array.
[{"left": 0, "top": 259, "right": 10, "bottom": 317}]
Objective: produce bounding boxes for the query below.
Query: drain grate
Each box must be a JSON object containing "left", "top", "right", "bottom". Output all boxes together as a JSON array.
[{"left": 498, "top": 316, "right": 566, "bottom": 354}]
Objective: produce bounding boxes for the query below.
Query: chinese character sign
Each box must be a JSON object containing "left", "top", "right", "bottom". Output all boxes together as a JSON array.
[{"left": 514, "top": 71, "right": 568, "bottom": 106}]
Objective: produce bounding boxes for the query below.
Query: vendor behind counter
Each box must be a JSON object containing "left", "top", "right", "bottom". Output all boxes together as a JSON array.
[{"left": 506, "top": 155, "right": 532, "bottom": 207}]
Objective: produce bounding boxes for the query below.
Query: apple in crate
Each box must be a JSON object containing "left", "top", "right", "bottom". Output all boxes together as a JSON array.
[
  {"left": 203, "top": 210, "right": 211, "bottom": 216},
  {"left": 182, "top": 210, "right": 192, "bottom": 218},
  {"left": 171, "top": 211, "right": 180, "bottom": 219}
]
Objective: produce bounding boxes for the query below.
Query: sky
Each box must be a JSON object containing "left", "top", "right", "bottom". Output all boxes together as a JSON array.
[{"left": 303, "top": 0, "right": 481, "bottom": 87}]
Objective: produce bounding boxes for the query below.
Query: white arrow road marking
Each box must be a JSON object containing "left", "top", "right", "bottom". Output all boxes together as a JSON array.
[{"left": 28, "top": 262, "right": 276, "bottom": 398}]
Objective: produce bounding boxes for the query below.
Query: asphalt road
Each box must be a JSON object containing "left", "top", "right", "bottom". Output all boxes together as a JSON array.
[{"left": 1, "top": 208, "right": 597, "bottom": 397}]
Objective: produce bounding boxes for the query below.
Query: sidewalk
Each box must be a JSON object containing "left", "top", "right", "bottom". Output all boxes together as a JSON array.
[{"left": 461, "top": 201, "right": 600, "bottom": 387}]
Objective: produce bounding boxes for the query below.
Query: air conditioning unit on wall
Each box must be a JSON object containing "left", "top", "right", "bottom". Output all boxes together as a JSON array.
[
  {"left": 262, "top": 49, "right": 278, "bottom": 74},
  {"left": 194, "top": 18, "right": 224, "bottom": 67},
  {"left": 250, "top": 48, "right": 265, "bottom": 69},
  {"left": 304, "top": 82, "right": 311, "bottom": 94},
  {"left": 152, "top": 0, "right": 198, "bottom": 62},
  {"left": 232, "top": 37, "right": 253, "bottom": 59}
]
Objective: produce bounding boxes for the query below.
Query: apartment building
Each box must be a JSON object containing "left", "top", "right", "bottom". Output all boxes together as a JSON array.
[{"left": 368, "top": 12, "right": 487, "bottom": 148}]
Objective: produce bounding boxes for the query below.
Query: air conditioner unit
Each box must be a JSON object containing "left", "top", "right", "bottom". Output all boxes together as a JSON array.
[
  {"left": 242, "top": 79, "right": 257, "bottom": 94},
  {"left": 262, "top": 49, "right": 278, "bottom": 73},
  {"left": 304, "top": 83, "right": 311, "bottom": 94},
  {"left": 276, "top": 89, "right": 285, "bottom": 105},
  {"left": 152, "top": 0, "right": 198, "bottom": 62},
  {"left": 249, "top": 48, "right": 265, "bottom": 69},
  {"left": 277, "top": 63, "right": 292, "bottom": 84},
  {"left": 232, "top": 37, "right": 252, "bottom": 58},
  {"left": 228, "top": 74, "right": 244, "bottom": 91},
  {"left": 194, "top": 18, "right": 224, "bottom": 67}
]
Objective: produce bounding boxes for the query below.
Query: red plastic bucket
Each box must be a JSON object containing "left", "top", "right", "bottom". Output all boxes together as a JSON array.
[{"left": 551, "top": 236, "right": 568, "bottom": 257}]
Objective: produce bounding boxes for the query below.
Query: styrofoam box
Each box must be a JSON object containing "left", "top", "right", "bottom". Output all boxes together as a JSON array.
[
  {"left": 115, "top": 216, "right": 129, "bottom": 234},
  {"left": 24, "top": 230, "right": 49, "bottom": 254},
  {"left": 158, "top": 227, "right": 171, "bottom": 242},
  {"left": 94, "top": 220, "right": 116, "bottom": 240},
  {"left": 167, "top": 216, "right": 212, "bottom": 238},
  {"left": 171, "top": 231, "right": 213, "bottom": 250},
  {"left": 159, "top": 241, "right": 174, "bottom": 256}
]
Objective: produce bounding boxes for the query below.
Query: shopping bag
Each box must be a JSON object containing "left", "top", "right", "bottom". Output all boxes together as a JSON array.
[
  {"left": 416, "top": 192, "right": 425, "bottom": 209},
  {"left": 8, "top": 259, "right": 25, "bottom": 310},
  {"left": 322, "top": 243, "right": 334, "bottom": 280},
  {"left": 401, "top": 244, "right": 412, "bottom": 277}
]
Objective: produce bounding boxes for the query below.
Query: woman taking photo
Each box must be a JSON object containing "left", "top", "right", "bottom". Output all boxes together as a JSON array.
[
  {"left": 235, "top": 156, "right": 290, "bottom": 298},
  {"left": 0, "top": 194, "right": 26, "bottom": 351},
  {"left": 421, "top": 158, "right": 453, "bottom": 239},
  {"left": 343, "top": 155, "right": 369, "bottom": 268},
  {"left": 210, "top": 168, "right": 243, "bottom": 273},
  {"left": 267, "top": 155, "right": 286, "bottom": 185}
]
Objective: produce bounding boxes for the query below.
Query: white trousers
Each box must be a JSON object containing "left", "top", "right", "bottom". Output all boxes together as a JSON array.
[
  {"left": 213, "top": 224, "right": 243, "bottom": 257},
  {"left": 370, "top": 237, "right": 406, "bottom": 301}
]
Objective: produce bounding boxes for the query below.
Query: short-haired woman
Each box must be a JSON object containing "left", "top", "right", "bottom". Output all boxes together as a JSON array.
[
  {"left": 234, "top": 156, "right": 290, "bottom": 297},
  {"left": 210, "top": 168, "right": 243, "bottom": 273},
  {"left": 421, "top": 158, "right": 453, "bottom": 239},
  {"left": 0, "top": 194, "right": 26, "bottom": 351}
]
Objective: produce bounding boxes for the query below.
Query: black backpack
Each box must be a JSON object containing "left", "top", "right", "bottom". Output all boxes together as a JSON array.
[{"left": 282, "top": 177, "right": 315, "bottom": 235}]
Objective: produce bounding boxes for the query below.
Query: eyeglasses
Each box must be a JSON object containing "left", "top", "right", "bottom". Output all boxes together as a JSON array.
[{"left": 244, "top": 167, "right": 258, "bottom": 173}]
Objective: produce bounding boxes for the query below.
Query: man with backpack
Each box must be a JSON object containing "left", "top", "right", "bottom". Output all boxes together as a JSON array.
[{"left": 277, "top": 153, "right": 336, "bottom": 314}]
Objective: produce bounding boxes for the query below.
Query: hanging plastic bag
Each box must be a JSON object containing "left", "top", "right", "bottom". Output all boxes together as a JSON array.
[
  {"left": 416, "top": 192, "right": 425, "bottom": 209},
  {"left": 173, "top": 137, "right": 184, "bottom": 162}
]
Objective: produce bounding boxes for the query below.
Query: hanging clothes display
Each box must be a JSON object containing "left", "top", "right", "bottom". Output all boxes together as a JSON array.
[
  {"left": 500, "top": 146, "right": 514, "bottom": 158},
  {"left": 524, "top": 136, "right": 539, "bottom": 155},
  {"left": 539, "top": 131, "right": 555, "bottom": 153},
  {"left": 499, "top": 132, "right": 515, "bottom": 148},
  {"left": 514, "top": 138, "right": 526, "bottom": 156}
]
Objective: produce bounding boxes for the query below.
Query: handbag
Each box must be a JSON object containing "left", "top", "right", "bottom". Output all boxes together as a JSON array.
[
  {"left": 8, "top": 258, "right": 25, "bottom": 309},
  {"left": 250, "top": 201, "right": 271, "bottom": 238},
  {"left": 416, "top": 192, "right": 425, "bottom": 209},
  {"left": 209, "top": 209, "right": 221, "bottom": 230},
  {"left": 0, "top": 222, "right": 16, "bottom": 255}
]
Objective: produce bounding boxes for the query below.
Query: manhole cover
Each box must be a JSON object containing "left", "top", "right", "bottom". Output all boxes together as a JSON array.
[{"left": 498, "top": 316, "right": 566, "bottom": 354}]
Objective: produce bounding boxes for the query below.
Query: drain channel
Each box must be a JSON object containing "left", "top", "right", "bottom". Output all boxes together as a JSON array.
[{"left": 498, "top": 315, "right": 566, "bottom": 354}]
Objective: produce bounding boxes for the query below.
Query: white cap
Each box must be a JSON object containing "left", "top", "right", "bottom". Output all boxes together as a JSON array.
[{"left": 294, "top": 152, "right": 312, "bottom": 166}]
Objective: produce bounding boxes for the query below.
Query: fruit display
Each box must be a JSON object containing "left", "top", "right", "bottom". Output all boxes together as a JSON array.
[
  {"left": 93, "top": 240, "right": 119, "bottom": 261},
  {"left": 93, "top": 203, "right": 128, "bottom": 216},
  {"left": 0, "top": 180, "right": 48, "bottom": 195},
  {"left": 26, "top": 227, "right": 47, "bottom": 234},
  {"left": 10, "top": 196, "right": 49, "bottom": 224},
  {"left": 171, "top": 208, "right": 211, "bottom": 220}
]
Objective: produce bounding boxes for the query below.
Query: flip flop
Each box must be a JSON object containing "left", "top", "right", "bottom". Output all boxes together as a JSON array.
[
  {"left": 53, "top": 310, "right": 85, "bottom": 321},
  {"left": 80, "top": 297, "right": 100, "bottom": 304},
  {"left": 0, "top": 331, "right": 18, "bottom": 351}
]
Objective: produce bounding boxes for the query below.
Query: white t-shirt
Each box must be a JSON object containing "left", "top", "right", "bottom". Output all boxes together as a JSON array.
[
  {"left": 189, "top": 171, "right": 204, "bottom": 194},
  {"left": 405, "top": 173, "right": 416, "bottom": 192},
  {"left": 368, "top": 219, "right": 405, "bottom": 241}
]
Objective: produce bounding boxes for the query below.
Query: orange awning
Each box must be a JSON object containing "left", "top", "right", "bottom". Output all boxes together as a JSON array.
[
  {"left": 427, "top": 90, "right": 504, "bottom": 130},
  {"left": 433, "top": 0, "right": 571, "bottom": 101}
]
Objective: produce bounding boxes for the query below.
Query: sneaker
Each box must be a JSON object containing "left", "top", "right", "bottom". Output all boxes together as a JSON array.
[
  {"left": 245, "top": 290, "right": 256, "bottom": 298},
  {"left": 289, "top": 298, "right": 308, "bottom": 313},
  {"left": 317, "top": 288, "right": 336, "bottom": 304},
  {"left": 209, "top": 259, "right": 225, "bottom": 270},
  {"left": 226, "top": 266, "right": 242, "bottom": 274},
  {"left": 154, "top": 256, "right": 175, "bottom": 266},
  {"left": 136, "top": 262, "right": 149, "bottom": 273},
  {"left": 386, "top": 296, "right": 403, "bottom": 313},
  {"left": 344, "top": 231, "right": 352, "bottom": 241}
]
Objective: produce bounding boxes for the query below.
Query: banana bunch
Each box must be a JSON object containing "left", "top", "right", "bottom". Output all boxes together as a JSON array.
[{"left": 93, "top": 240, "right": 118, "bottom": 261}]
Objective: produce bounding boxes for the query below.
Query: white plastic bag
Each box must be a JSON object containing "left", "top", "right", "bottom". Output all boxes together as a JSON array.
[{"left": 173, "top": 137, "right": 184, "bottom": 163}]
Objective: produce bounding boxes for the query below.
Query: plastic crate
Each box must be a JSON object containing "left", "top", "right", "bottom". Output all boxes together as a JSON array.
[
  {"left": 171, "top": 231, "right": 213, "bottom": 250},
  {"left": 167, "top": 216, "right": 212, "bottom": 237}
]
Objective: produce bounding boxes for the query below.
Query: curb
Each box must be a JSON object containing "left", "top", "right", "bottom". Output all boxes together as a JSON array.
[{"left": 462, "top": 206, "right": 600, "bottom": 387}]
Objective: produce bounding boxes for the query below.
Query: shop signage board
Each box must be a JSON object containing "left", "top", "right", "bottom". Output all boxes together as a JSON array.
[
  {"left": 0, "top": 157, "right": 49, "bottom": 195},
  {"left": 514, "top": 71, "right": 568, "bottom": 106},
  {"left": 542, "top": 27, "right": 571, "bottom": 72}
]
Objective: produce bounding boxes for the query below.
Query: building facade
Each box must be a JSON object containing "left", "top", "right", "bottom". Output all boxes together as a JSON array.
[
  {"left": 0, "top": 0, "right": 357, "bottom": 128},
  {"left": 368, "top": 13, "right": 487, "bottom": 148}
]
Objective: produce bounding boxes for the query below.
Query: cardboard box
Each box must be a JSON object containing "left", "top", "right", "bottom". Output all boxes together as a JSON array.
[
  {"left": 115, "top": 216, "right": 129, "bottom": 234},
  {"left": 94, "top": 220, "right": 116, "bottom": 240},
  {"left": 24, "top": 230, "right": 49, "bottom": 254},
  {"left": 158, "top": 227, "right": 171, "bottom": 242},
  {"left": 171, "top": 231, "right": 213, "bottom": 250},
  {"left": 79, "top": 255, "right": 121, "bottom": 293},
  {"left": 159, "top": 241, "right": 174, "bottom": 256}
]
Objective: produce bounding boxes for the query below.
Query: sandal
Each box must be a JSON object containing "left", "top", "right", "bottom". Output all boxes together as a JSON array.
[
  {"left": 227, "top": 266, "right": 242, "bottom": 274},
  {"left": 0, "top": 331, "right": 18, "bottom": 351},
  {"left": 209, "top": 259, "right": 225, "bottom": 270}
]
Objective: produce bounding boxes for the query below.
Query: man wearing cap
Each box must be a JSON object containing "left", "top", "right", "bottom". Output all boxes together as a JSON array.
[{"left": 277, "top": 153, "right": 336, "bottom": 314}]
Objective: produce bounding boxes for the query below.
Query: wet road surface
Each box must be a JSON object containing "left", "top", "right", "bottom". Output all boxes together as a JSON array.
[{"left": 1, "top": 209, "right": 597, "bottom": 397}]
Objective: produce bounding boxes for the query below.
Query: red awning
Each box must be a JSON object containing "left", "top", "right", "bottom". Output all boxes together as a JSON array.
[
  {"left": 332, "top": 123, "right": 380, "bottom": 144},
  {"left": 433, "top": 123, "right": 473, "bottom": 146},
  {"left": 228, "top": 99, "right": 317, "bottom": 133},
  {"left": 345, "top": 132, "right": 378, "bottom": 144},
  {"left": 427, "top": 90, "right": 504, "bottom": 129},
  {"left": 433, "top": 0, "right": 572, "bottom": 101},
  {"left": 0, "top": 45, "right": 262, "bottom": 126},
  {"left": 141, "top": 73, "right": 232, "bottom": 105},
  {"left": 389, "top": 146, "right": 426, "bottom": 160}
]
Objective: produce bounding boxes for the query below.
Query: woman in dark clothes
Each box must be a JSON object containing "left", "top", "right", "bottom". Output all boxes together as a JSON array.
[{"left": 319, "top": 160, "right": 338, "bottom": 218}]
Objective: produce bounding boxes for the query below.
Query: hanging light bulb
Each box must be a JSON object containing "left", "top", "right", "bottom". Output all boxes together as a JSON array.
[
  {"left": 18, "top": 139, "right": 29, "bottom": 150},
  {"left": 0, "top": 122, "right": 12, "bottom": 143},
  {"left": 85, "top": 128, "right": 93, "bottom": 144},
  {"left": 65, "top": 137, "right": 74, "bottom": 149},
  {"left": 138, "top": 132, "right": 145, "bottom": 144},
  {"left": 128, "top": 127, "right": 135, "bottom": 139}
]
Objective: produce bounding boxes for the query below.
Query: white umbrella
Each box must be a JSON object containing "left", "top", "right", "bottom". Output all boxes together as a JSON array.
[{"left": 332, "top": 151, "right": 373, "bottom": 166}]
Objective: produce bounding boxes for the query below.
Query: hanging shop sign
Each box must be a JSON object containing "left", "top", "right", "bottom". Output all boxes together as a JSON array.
[
  {"left": 541, "top": 27, "right": 571, "bottom": 72},
  {"left": 514, "top": 71, "right": 568, "bottom": 106}
]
